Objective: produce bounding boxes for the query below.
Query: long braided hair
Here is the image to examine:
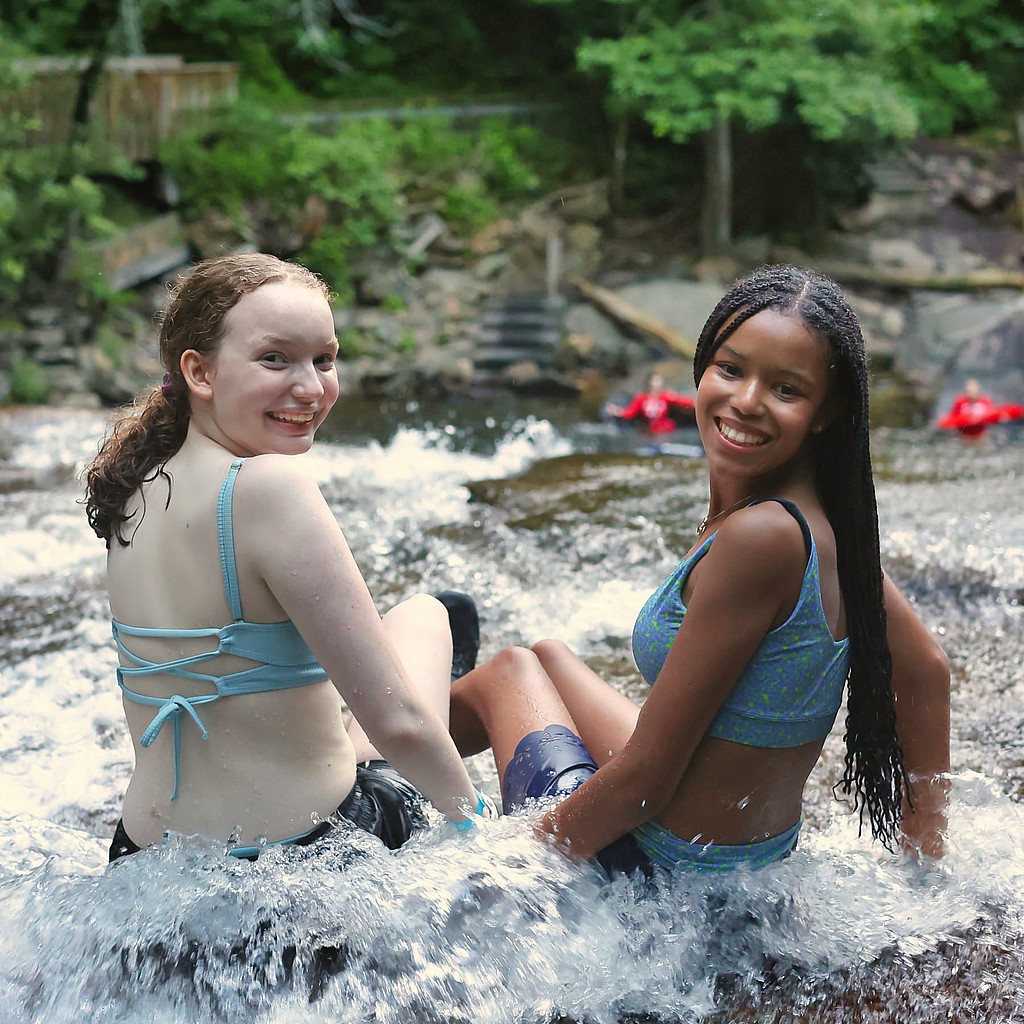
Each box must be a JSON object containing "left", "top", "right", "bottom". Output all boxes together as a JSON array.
[
  {"left": 84, "top": 253, "right": 331, "bottom": 547},
  {"left": 693, "top": 263, "right": 906, "bottom": 849}
]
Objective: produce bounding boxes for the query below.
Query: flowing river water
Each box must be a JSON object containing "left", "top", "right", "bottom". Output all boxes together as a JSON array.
[{"left": 1, "top": 397, "right": 1023, "bottom": 1024}]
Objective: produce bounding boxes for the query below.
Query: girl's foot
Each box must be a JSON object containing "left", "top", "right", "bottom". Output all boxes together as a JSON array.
[{"left": 434, "top": 590, "right": 480, "bottom": 681}]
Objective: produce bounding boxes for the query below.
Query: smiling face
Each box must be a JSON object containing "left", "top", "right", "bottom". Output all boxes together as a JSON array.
[
  {"left": 184, "top": 279, "right": 340, "bottom": 458},
  {"left": 696, "top": 308, "right": 838, "bottom": 488}
]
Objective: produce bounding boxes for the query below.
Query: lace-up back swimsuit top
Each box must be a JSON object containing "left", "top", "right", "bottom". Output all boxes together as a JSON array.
[{"left": 112, "top": 458, "right": 328, "bottom": 800}]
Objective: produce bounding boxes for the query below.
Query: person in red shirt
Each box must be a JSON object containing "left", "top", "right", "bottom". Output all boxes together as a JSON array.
[
  {"left": 942, "top": 379, "right": 995, "bottom": 442},
  {"left": 606, "top": 373, "right": 696, "bottom": 434},
  {"left": 938, "top": 378, "right": 1023, "bottom": 444}
]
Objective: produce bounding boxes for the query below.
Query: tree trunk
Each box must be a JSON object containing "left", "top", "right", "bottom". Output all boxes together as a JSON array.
[
  {"left": 56, "top": 3, "right": 120, "bottom": 326},
  {"left": 565, "top": 274, "right": 697, "bottom": 359},
  {"left": 1016, "top": 111, "right": 1024, "bottom": 233},
  {"left": 610, "top": 111, "right": 628, "bottom": 214},
  {"left": 701, "top": 112, "right": 732, "bottom": 255}
]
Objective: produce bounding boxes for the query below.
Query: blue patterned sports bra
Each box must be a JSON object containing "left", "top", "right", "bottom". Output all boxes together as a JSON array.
[
  {"left": 112, "top": 458, "right": 328, "bottom": 799},
  {"left": 631, "top": 498, "right": 850, "bottom": 748}
]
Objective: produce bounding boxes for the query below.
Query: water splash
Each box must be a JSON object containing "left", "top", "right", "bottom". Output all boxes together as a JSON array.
[
  {"left": 2, "top": 775, "right": 1024, "bottom": 1024},
  {"left": 1, "top": 408, "right": 110, "bottom": 476},
  {"left": 3, "top": 409, "right": 1024, "bottom": 1021}
]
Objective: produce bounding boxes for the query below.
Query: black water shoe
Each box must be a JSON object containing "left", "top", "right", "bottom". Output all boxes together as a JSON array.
[{"left": 434, "top": 590, "right": 480, "bottom": 682}]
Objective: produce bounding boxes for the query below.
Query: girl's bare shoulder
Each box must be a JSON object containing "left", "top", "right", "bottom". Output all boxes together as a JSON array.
[
  {"left": 233, "top": 453, "right": 324, "bottom": 500},
  {"left": 713, "top": 500, "right": 809, "bottom": 561}
]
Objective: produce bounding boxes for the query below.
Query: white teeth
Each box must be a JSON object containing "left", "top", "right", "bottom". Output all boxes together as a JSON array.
[
  {"left": 271, "top": 411, "right": 314, "bottom": 424},
  {"left": 719, "top": 422, "right": 765, "bottom": 446}
]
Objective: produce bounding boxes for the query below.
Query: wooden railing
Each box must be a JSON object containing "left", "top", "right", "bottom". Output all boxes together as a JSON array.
[{"left": 9, "top": 56, "right": 238, "bottom": 160}]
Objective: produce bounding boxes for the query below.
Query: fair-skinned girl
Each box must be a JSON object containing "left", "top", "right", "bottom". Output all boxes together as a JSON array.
[
  {"left": 450, "top": 264, "right": 950, "bottom": 875},
  {"left": 85, "top": 252, "right": 490, "bottom": 863}
]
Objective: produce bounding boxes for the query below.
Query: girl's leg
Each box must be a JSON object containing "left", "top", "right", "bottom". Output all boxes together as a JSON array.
[
  {"left": 450, "top": 639, "right": 641, "bottom": 765},
  {"left": 531, "top": 639, "right": 639, "bottom": 766},
  {"left": 346, "top": 594, "right": 453, "bottom": 762},
  {"left": 450, "top": 646, "right": 578, "bottom": 785}
]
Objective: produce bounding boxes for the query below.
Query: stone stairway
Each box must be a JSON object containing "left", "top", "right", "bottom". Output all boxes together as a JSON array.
[{"left": 472, "top": 293, "right": 565, "bottom": 387}]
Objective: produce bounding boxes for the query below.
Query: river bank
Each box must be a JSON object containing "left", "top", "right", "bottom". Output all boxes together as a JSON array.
[{"left": 2, "top": 141, "right": 1021, "bottom": 425}]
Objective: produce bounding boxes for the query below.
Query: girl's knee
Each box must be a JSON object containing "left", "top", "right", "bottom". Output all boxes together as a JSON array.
[
  {"left": 532, "top": 638, "right": 573, "bottom": 663},
  {"left": 455, "top": 645, "right": 537, "bottom": 707},
  {"left": 383, "top": 593, "right": 448, "bottom": 630},
  {"left": 491, "top": 645, "right": 540, "bottom": 679}
]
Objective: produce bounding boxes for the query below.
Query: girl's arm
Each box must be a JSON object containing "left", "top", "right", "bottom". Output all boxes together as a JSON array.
[
  {"left": 539, "top": 505, "right": 808, "bottom": 859},
  {"left": 238, "top": 456, "right": 479, "bottom": 824},
  {"left": 616, "top": 394, "right": 648, "bottom": 419},
  {"left": 883, "top": 572, "right": 951, "bottom": 859},
  {"left": 665, "top": 392, "right": 695, "bottom": 410}
]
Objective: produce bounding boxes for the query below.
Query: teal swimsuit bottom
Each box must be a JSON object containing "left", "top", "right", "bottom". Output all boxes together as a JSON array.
[{"left": 630, "top": 818, "right": 801, "bottom": 872}]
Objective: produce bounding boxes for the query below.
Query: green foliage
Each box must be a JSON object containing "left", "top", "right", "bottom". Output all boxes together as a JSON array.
[
  {"left": 890, "top": 0, "right": 1021, "bottom": 133},
  {"left": 392, "top": 115, "right": 556, "bottom": 201},
  {"left": 160, "top": 103, "right": 563, "bottom": 293},
  {"left": 393, "top": 115, "right": 564, "bottom": 230},
  {"left": 0, "top": 139, "right": 136, "bottom": 307},
  {"left": 0, "top": 34, "right": 144, "bottom": 308},
  {"left": 10, "top": 356, "right": 51, "bottom": 404},
  {"left": 0, "top": 40, "right": 34, "bottom": 299},
  {"left": 171, "top": 0, "right": 570, "bottom": 101},
  {"left": 94, "top": 323, "right": 125, "bottom": 368},
  {"left": 0, "top": 0, "right": 116, "bottom": 54},
  {"left": 162, "top": 105, "right": 401, "bottom": 298},
  {"left": 536, "top": 0, "right": 1022, "bottom": 236},
  {"left": 2, "top": 0, "right": 580, "bottom": 107},
  {"left": 233, "top": 40, "right": 308, "bottom": 105},
  {"left": 336, "top": 327, "right": 370, "bottom": 359},
  {"left": 576, "top": 0, "right": 931, "bottom": 147},
  {"left": 5, "top": 0, "right": 1016, "bottom": 321},
  {"left": 396, "top": 330, "right": 418, "bottom": 355},
  {"left": 542, "top": 0, "right": 1021, "bottom": 143},
  {"left": 475, "top": 120, "right": 548, "bottom": 197},
  {"left": 158, "top": 102, "right": 288, "bottom": 219}
]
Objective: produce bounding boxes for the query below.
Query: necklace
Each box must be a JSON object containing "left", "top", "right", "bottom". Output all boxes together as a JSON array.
[{"left": 696, "top": 494, "right": 756, "bottom": 536}]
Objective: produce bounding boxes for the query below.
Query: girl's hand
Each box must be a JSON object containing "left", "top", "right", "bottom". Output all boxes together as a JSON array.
[
  {"left": 900, "top": 772, "right": 951, "bottom": 861},
  {"left": 532, "top": 810, "right": 584, "bottom": 862},
  {"left": 883, "top": 572, "right": 951, "bottom": 862},
  {"left": 449, "top": 788, "right": 500, "bottom": 832}
]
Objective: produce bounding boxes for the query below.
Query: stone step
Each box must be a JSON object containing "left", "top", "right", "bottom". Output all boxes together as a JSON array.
[
  {"left": 473, "top": 346, "right": 559, "bottom": 370},
  {"left": 475, "top": 294, "right": 566, "bottom": 373},
  {"left": 477, "top": 327, "right": 562, "bottom": 348},
  {"left": 480, "top": 309, "right": 561, "bottom": 329},
  {"left": 486, "top": 291, "right": 558, "bottom": 310},
  {"left": 865, "top": 162, "right": 929, "bottom": 194},
  {"left": 470, "top": 369, "right": 579, "bottom": 395}
]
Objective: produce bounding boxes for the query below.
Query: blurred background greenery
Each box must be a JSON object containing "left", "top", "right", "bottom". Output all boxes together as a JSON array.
[{"left": 0, "top": 0, "right": 1020, "bottom": 345}]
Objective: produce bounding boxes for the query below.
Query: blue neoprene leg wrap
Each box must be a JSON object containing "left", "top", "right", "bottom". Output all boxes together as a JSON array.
[{"left": 500, "top": 724, "right": 599, "bottom": 813}]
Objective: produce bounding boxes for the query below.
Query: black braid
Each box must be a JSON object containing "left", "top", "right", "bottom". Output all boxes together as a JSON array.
[{"left": 693, "top": 264, "right": 907, "bottom": 849}]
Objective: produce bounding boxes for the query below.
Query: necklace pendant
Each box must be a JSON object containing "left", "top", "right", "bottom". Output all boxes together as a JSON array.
[{"left": 696, "top": 494, "right": 755, "bottom": 537}]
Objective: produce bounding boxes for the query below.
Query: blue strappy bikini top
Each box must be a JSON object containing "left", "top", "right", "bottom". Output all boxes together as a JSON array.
[
  {"left": 631, "top": 498, "right": 850, "bottom": 748},
  {"left": 112, "top": 458, "right": 329, "bottom": 799}
]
